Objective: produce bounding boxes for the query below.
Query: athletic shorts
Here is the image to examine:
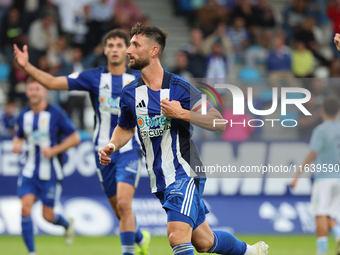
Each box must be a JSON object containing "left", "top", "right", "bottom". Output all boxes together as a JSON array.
[
  {"left": 17, "top": 174, "right": 62, "bottom": 208},
  {"left": 311, "top": 179, "right": 340, "bottom": 218},
  {"left": 155, "top": 177, "right": 209, "bottom": 230},
  {"left": 95, "top": 149, "right": 142, "bottom": 198}
]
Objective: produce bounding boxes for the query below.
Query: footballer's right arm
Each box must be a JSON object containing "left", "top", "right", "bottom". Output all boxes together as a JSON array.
[
  {"left": 13, "top": 44, "right": 69, "bottom": 90},
  {"left": 12, "top": 136, "right": 24, "bottom": 153},
  {"left": 99, "top": 125, "right": 135, "bottom": 166}
]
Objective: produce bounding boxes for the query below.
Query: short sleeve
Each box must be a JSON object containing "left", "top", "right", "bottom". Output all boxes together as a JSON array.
[
  {"left": 309, "top": 127, "right": 324, "bottom": 153},
  {"left": 15, "top": 112, "right": 24, "bottom": 138},
  {"left": 117, "top": 88, "right": 136, "bottom": 130},
  {"left": 67, "top": 69, "right": 95, "bottom": 92},
  {"left": 174, "top": 76, "right": 212, "bottom": 112},
  {"left": 55, "top": 106, "right": 77, "bottom": 136}
]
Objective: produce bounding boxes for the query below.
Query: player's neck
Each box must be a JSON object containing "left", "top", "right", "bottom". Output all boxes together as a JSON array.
[
  {"left": 108, "top": 62, "right": 126, "bottom": 75},
  {"left": 30, "top": 100, "right": 48, "bottom": 114},
  {"left": 141, "top": 62, "right": 164, "bottom": 91},
  {"left": 323, "top": 116, "right": 336, "bottom": 122}
]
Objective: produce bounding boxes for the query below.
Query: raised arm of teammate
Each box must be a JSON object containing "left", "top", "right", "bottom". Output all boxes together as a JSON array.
[
  {"left": 98, "top": 126, "right": 136, "bottom": 166},
  {"left": 160, "top": 99, "right": 226, "bottom": 132},
  {"left": 13, "top": 44, "right": 68, "bottom": 90}
]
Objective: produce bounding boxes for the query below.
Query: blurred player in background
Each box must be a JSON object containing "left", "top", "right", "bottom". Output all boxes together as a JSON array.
[
  {"left": 12, "top": 80, "right": 80, "bottom": 255},
  {"left": 13, "top": 29, "right": 150, "bottom": 255},
  {"left": 291, "top": 96, "right": 340, "bottom": 255},
  {"left": 99, "top": 23, "right": 269, "bottom": 255}
]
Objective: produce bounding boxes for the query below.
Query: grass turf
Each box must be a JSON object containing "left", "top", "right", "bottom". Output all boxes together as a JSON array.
[{"left": 0, "top": 235, "right": 335, "bottom": 255}]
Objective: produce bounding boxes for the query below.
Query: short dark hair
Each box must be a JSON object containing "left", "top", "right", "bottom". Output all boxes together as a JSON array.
[
  {"left": 130, "top": 22, "right": 168, "bottom": 55},
  {"left": 322, "top": 96, "right": 340, "bottom": 117},
  {"left": 103, "top": 29, "right": 130, "bottom": 47}
]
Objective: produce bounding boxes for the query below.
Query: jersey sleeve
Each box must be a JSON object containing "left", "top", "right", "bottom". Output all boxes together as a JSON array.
[
  {"left": 66, "top": 69, "right": 95, "bottom": 92},
  {"left": 309, "top": 127, "right": 324, "bottom": 153},
  {"left": 55, "top": 106, "right": 77, "bottom": 136},
  {"left": 117, "top": 88, "right": 136, "bottom": 130},
  {"left": 174, "top": 76, "right": 212, "bottom": 112},
  {"left": 15, "top": 112, "right": 24, "bottom": 138}
]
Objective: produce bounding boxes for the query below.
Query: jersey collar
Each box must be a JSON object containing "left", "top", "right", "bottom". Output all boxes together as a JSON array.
[{"left": 137, "top": 69, "right": 171, "bottom": 89}]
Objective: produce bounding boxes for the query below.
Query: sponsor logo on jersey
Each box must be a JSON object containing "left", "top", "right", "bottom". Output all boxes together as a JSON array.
[
  {"left": 99, "top": 96, "right": 120, "bottom": 115},
  {"left": 138, "top": 115, "right": 171, "bottom": 138}
]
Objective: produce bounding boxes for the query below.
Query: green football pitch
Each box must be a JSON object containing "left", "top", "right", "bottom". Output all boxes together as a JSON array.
[{"left": 0, "top": 235, "right": 335, "bottom": 255}]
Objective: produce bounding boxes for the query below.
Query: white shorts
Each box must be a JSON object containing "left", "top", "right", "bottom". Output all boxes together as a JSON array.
[{"left": 311, "top": 179, "right": 340, "bottom": 218}]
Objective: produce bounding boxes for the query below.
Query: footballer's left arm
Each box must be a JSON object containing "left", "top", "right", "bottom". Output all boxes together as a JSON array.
[
  {"left": 160, "top": 99, "right": 226, "bottom": 131},
  {"left": 12, "top": 136, "right": 25, "bottom": 153}
]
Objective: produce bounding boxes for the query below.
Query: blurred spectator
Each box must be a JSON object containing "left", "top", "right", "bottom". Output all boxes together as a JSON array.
[
  {"left": 283, "top": 0, "right": 311, "bottom": 43},
  {"left": 309, "top": 78, "right": 329, "bottom": 106},
  {"left": 0, "top": 0, "right": 13, "bottom": 29},
  {"left": 139, "top": 16, "right": 152, "bottom": 27},
  {"left": 221, "top": 94, "right": 254, "bottom": 142},
  {"left": 293, "top": 17, "right": 330, "bottom": 66},
  {"left": 206, "top": 39, "right": 228, "bottom": 78},
  {"left": 328, "top": 59, "right": 340, "bottom": 96},
  {"left": 292, "top": 41, "right": 314, "bottom": 78},
  {"left": 196, "top": 0, "right": 228, "bottom": 36},
  {"left": 252, "top": 0, "right": 275, "bottom": 28},
  {"left": 9, "top": 59, "right": 28, "bottom": 105},
  {"left": 53, "top": 35, "right": 72, "bottom": 63},
  {"left": 28, "top": 13, "right": 58, "bottom": 52},
  {"left": 91, "top": 0, "right": 113, "bottom": 22},
  {"left": 266, "top": 33, "right": 293, "bottom": 79},
  {"left": 13, "top": 0, "right": 46, "bottom": 33},
  {"left": 327, "top": 0, "right": 340, "bottom": 58},
  {"left": 114, "top": 0, "right": 142, "bottom": 30},
  {"left": 172, "top": 0, "right": 200, "bottom": 27},
  {"left": 227, "top": 16, "right": 250, "bottom": 62},
  {"left": 49, "top": 0, "right": 93, "bottom": 43},
  {"left": 182, "top": 28, "right": 206, "bottom": 78},
  {"left": 298, "top": 94, "right": 322, "bottom": 140},
  {"left": 0, "top": 99, "right": 17, "bottom": 138},
  {"left": 0, "top": 8, "right": 26, "bottom": 60},
  {"left": 202, "top": 22, "right": 233, "bottom": 57},
  {"left": 232, "top": 0, "right": 255, "bottom": 28},
  {"left": 27, "top": 13, "right": 59, "bottom": 66},
  {"left": 245, "top": 29, "right": 272, "bottom": 67},
  {"left": 172, "top": 50, "right": 194, "bottom": 81},
  {"left": 329, "top": 59, "right": 340, "bottom": 77},
  {"left": 327, "top": 0, "right": 340, "bottom": 33}
]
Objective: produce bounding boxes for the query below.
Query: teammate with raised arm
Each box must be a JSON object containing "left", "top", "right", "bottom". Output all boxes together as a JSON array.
[
  {"left": 13, "top": 29, "right": 150, "bottom": 255},
  {"left": 99, "top": 23, "right": 269, "bottom": 255},
  {"left": 13, "top": 80, "right": 80, "bottom": 255}
]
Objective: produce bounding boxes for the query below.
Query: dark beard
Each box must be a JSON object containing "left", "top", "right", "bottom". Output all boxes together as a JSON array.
[{"left": 128, "top": 58, "right": 149, "bottom": 70}]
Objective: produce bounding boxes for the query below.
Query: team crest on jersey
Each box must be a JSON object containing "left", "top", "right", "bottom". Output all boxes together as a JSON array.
[{"left": 41, "top": 118, "right": 46, "bottom": 126}]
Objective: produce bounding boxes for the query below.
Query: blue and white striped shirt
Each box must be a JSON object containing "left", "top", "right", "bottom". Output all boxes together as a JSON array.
[
  {"left": 67, "top": 66, "right": 141, "bottom": 161},
  {"left": 118, "top": 70, "right": 206, "bottom": 193},
  {"left": 16, "top": 104, "right": 76, "bottom": 181}
]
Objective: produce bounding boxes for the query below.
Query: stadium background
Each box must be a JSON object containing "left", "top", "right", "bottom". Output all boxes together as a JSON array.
[{"left": 1, "top": 0, "right": 340, "bottom": 254}]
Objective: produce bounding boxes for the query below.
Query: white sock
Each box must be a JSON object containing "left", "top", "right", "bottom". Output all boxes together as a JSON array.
[
  {"left": 244, "top": 244, "right": 257, "bottom": 255},
  {"left": 138, "top": 236, "right": 145, "bottom": 247}
]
